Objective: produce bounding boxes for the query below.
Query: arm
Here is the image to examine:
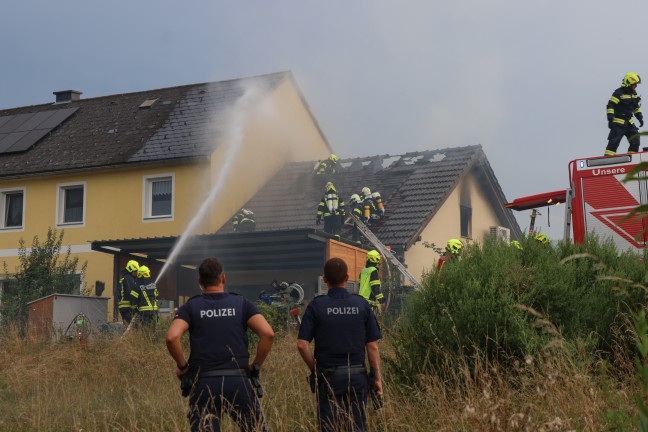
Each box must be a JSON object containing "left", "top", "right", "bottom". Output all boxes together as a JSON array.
[
  {"left": 165, "top": 318, "right": 190, "bottom": 377},
  {"left": 247, "top": 314, "right": 275, "bottom": 368},
  {"left": 297, "top": 339, "right": 315, "bottom": 371},
  {"left": 366, "top": 341, "right": 382, "bottom": 396}
]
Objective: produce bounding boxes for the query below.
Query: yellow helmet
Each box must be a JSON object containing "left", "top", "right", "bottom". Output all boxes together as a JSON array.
[
  {"left": 367, "top": 250, "right": 381, "bottom": 264},
  {"left": 328, "top": 154, "right": 339, "bottom": 163},
  {"left": 446, "top": 239, "right": 463, "bottom": 254},
  {"left": 325, "top": 182, "right": 336, "bottom": 191},
  {"left": 509, "top": 240, "right": 522, "bottom": 250},
  {"left": 125, "top": 260, "right": 139, "bottom": 273},
  {"left": 137, "top": 265, "right": 151, "bottom": 278},
  {"left": 534, "top": 233, "right": 548, "bottom": 244},
  {"left": 622, "top": 72, "right": 641, "bottom": 87}
]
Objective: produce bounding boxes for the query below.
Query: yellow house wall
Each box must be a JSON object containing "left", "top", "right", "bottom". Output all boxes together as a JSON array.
[{"left": 404, "top": 171, "right": 502, "bottom": 282}]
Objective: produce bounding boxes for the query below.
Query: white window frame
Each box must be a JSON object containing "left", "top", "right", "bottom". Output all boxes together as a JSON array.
[
  {"left": 143, "top": 173, "right": 174, "bottom": 222},
  {"left": 56, "top": 182, "right": 86, "bottom": 227},
  {"left": 0, "top": 187, "right": 26, "bottom": 231}
]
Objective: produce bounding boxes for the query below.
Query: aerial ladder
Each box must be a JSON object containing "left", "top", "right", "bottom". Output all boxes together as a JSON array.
[{"left": 350, "top": 214, "right": 421, "bottom": 290}]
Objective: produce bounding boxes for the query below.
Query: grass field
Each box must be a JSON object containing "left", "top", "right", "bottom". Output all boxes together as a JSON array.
[{"left": 0, "top": 317, "right": 639, "bottom": 432}]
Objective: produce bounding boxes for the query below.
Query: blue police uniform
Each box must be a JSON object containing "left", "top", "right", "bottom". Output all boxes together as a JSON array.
[
  {"left": 174, "top": 292, "right": 267, "bottom": 432},
  {"left": 298, "top": 288, "right": 382, "bottom": 432}
]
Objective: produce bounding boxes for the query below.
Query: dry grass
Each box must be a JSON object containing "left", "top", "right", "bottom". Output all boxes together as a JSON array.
[{"left": 0, "top": 322, "right": 639, "bottom": 431}]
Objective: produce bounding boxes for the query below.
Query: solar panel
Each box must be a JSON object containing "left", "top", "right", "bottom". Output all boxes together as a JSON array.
[{"left": 0, "top": 107, "right": 78, "bottom": 154}]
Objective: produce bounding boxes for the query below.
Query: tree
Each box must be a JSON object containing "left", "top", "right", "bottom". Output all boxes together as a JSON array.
[{"left": 2, "top": 228, "right": 87, "bottom": 329}]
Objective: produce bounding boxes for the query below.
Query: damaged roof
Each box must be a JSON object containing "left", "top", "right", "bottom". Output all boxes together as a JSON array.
[
  {"left": 219, "top": 145, "right": 521, "bottom": 249},
  {"left": 0, "top": 71, "right": 290, "bottom": 179}
]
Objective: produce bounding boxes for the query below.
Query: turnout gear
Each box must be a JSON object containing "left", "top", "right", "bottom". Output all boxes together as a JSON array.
[
  {"left": 535, "top": 233, "right": 548, "bottom": 244},
  {"left": 232, "top": 208, "right": 256, "bottom": 232},
  {"left": 446, "top": 239, "right": 463, "bottom": 255},
  {"left": 348, "top": 194, "right": 364, "bottom": 243},
  {"left": 359, "top": 251, "right": 384, "bottom": 309},
  {"left": 371, "top": 192, "right": 385, "bottom": 219},
  {"left": 316, "top": 183, "right": 345, "bottom": 236},
  {"left": 313, "top": 154, "right": 339, "bottom": 177},
  {"left": 136, "top": 266, "right": 158, "bottom": 326},
  {"left": 118, "top": 260, "right": 140, "bottom": 324},
  {"left": 605, "top": 73, "right": 643, "bottom": 155}
]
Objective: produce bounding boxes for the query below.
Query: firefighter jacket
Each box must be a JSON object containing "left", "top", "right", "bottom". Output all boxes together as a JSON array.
[
  {"left": 349, "top": 200, "right": 363, "bottom": 219},
  {"left": 232, "top": 209, "right": 255, "bottom": 232},
  {"left": 362, "top": 198, "right": 376, "bottom": 222},
  {"left": 136, "top": 277, "right": 158, "bottom": 313},
  {"left": 118, "top": 272, "right": 139, "bottom": 310},
  {"left": 313, "top": 159, "right": 336, "bottom": 176},
  {"left": 607, "top": 86, "right": 643, "bottom": 127},
  {"left": 317, "top": 189, "right": 345, "bottom": 219},
  {"left": 359, "top": 265, "right": 384, "bottom": 307}
]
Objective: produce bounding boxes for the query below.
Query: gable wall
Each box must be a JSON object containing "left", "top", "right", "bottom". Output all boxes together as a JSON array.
[{"left": 403, "top": 171, "right": 501, "bottom": 282}]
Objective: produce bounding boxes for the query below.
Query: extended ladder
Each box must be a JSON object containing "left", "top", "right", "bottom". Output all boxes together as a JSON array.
[{"left": 350, "top": 215, "right": 421, "bottom": 290}]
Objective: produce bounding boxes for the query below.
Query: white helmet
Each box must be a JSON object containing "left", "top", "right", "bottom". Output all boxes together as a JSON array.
[
  {"left": 361, "top": 187, "right": 371, "bottom": 199},
  {"left": 350, "top": 194, "right": 361, "bottom": 204},
  {"left": 372, "top": 192, "right": 381, "bottom": 199}
]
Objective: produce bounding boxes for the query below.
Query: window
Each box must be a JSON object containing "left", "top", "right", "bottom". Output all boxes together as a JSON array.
[
  {"left": 143, "top": 174, "right": 174, "bottom": 220},
  {"left": 460, "top": 205, "right": 472, "bottom": 238},
  {"left": 57, "top": 183, "right": 85, "bottom": 226},
  {"left": 0, "top": 188, "right": 25, "bottom": 230}
]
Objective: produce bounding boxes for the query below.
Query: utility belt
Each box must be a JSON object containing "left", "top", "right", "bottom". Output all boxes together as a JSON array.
[
  {"left": 199, "top": 368, "right": 248, "bottom": 378},
  {"left": 319, "top": 364, "right": 366, "bottom": 378}
]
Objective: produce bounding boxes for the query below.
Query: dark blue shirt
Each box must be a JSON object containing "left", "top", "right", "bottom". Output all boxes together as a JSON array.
[
  {"left": 174, "top": 293, "right": 260, "bottom": 371},
  {"left": 298, "top": 287, "right": 382, "bottom": 368}
]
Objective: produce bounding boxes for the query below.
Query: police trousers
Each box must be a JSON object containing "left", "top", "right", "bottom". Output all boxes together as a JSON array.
[
  {"left": 189, "top": 375, "right": 267, "bottom": 432},
  {"left": 607, "top": 124, "right": 640, "bottom": 154},
  {"left": 316, "top": 366, "right": 369, "bottom": 432}
]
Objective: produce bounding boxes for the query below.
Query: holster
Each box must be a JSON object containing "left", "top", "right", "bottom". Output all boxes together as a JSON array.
[{"left": 180, "top": 369, "right": 196, "bottom": 398}]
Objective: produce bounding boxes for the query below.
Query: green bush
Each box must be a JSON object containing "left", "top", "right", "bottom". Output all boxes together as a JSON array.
[{"left": 388, "top": 235, "right": 647, "bottom": 383}]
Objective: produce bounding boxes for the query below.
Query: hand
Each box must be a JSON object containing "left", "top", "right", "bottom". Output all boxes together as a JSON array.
[
  {"left": 608, "top": 121, "right": 614, "bottom": 129},
  {"left": 640, "top": 118, "right": 645, "bottom": 128},
  {"left": 316, "top": 217, "right": 321, "bottom": 226},
  {"left": 176, "top": 362, "right": 189, "bottom": 378}
]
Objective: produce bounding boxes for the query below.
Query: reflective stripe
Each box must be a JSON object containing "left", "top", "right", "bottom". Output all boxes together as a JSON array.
[
  {"left": 607, "top": 108, "right": 614, "bottom": 114},
  {"left": 605, "top": 150, "right": 616, "bottom": 155},
  {"left": 609, "top": 96, "right": 620, "bottom": 103},
  {"left": 613, "top": 118, "right": 626, "bottom": 125},
  {"left": 635, "top": 108, "right": 643, "bottom": 113}
]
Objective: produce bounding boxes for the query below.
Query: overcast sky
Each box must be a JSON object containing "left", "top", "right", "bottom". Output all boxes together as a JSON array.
[{"left": 2, "top": 1, "right": 647, "bottom": 240}]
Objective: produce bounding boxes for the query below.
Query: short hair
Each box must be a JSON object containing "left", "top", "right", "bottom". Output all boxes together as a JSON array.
[
  {"left": 324, "top": 257, "right": 348, "bottom": 287},
  {"left": 199, "top": 258, "right": 224, "bottom": 286}
]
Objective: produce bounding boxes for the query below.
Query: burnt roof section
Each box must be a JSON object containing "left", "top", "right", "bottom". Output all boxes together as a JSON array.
[
  {"left": 219, "top": 145, "right": 521, "bottom": 249},
  {"left": 0, "top": 72, "right": 289, "bottom": 179}
]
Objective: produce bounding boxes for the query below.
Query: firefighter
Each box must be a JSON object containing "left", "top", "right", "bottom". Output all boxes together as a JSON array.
[
  {"left": 360, "top": 187, "right": 375, "bottom": 224},
  {"left": 313, "top": 154, "right": 339, "bottom": 177},
  {"left": 534, "top": 233, "right": 549, "bottom": 245},
  {"left": 359, "top": 250, "right": 385, "bottom": 311},
  {"left": 316, "top": 182, "right": 345, "bottom": 238},
  {"left": 348, "top": 194, "right": 363, "bottom": 244},
  {"left": 510, "top": 240, "right": 523, "bottom": 250},
  {"left": 297, "top": 257, "right": 383, "bottom": 432},
  {"left": 437, "top": 239, "right": 463, "bottom": 272},
  {"left": 165, "top": 257, "right": 274, "bottom": 432},
  {"left": 605, "top": 72, "right": 643, "bottom": 156},
  {"left": 118, "top": 260, "right": 139, "bottom": 325},
  {"left": 232, "top": 208, "right": 256, "bottom": 233},
  {"left": 136, "top": 265, "right": 158, "bottom": 326},
  {"left": 370, "top": 191, "right": 385, "bottom": 222}
]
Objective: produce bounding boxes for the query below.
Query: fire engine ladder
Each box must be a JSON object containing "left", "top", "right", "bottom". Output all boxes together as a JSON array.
[{"left": 350, "top": 214, "right": 421, "bottom": 290}]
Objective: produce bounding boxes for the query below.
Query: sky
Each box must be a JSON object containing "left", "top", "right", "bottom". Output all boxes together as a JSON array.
[{"left": 2, "top": 0, "right": 648, "bottom": 241}]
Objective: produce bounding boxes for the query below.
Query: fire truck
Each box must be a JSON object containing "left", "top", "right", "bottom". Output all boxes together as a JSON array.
[{"left": 506, "top": 152, "right": 648, "bottom": 254}]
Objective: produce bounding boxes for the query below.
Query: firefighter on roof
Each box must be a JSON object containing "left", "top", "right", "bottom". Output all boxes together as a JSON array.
[
  {"left": 232, "top": 208, "right": 256, "bottom": 233},
  {"left": 359, "top": 250, "right": 385, "bottom": 311},
  {"left": 437, "top": 239, "right": 463, "bottom": 272},
  {"left": 316, "top": 182, "right": 345, "bottom": 237},
  {"left": 313, "top": 154, "right": 339, "bottom": 177},
  {"left": 348, "top": 194, "right": 363, "bottom": 244},
  {"left": 605, "top": 72, "right": 643, "bottom": 156}
]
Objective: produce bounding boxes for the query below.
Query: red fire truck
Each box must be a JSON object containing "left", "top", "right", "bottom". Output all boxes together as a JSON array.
[{"left": 506, "top": 152, "right": 648, "bottom": 254}]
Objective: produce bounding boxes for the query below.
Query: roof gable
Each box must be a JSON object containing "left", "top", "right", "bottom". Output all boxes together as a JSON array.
[{"left": 220, "top": 145, "right": 521, "bottom": 248}]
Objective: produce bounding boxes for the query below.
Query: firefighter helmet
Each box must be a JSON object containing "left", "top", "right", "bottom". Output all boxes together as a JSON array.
[
  {"left": 534, "top": 233, "right": 548, "bottom": 244},
  {"left": 138, "top": 265, "right": 151, "bottom": 279},
  {"left": 349, "top": 194, "right": 361, "bottom": 204},
  {"left": 622, "top": 72, "right": 641, "bottom": 87},
  {"left": 361, "top": 187, "right": 371, "bottom": 199},
  {"left": 242, "top": 208, "right": 254, "bottom": 217},
  {"left": 325, "top": 182, "right": 336, "bottom": 191},
  {"left": 372, "top": 192, "right": 381, "bottom": 199},
  {"left": 328, "top": 154, "right": 339, "bottom": 163},
  {"left": 510, "top": 240, "right": 522, "bottom": 250},
  {"left": 126, "top": 260, "right": 139, "bottom": 273},
  {"left": 446, "top": 239, "right": 463, "bottom": 255},
  {"left": 367, "top": 250, "right": 381, "bottom": 264}
]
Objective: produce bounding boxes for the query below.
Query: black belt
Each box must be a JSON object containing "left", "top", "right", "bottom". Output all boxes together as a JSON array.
[
  {"left": 320, "top": 365, "right": 366, "bottom": 377},
  {"left": 200, "top": 368, "right": 248, "bottom": 378}
]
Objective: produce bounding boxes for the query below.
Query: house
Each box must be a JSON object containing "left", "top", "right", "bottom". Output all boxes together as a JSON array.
[
  {"left": 0, "top": 72, "right": 332, "bottom": 318},
  {"left": 91, "top": 145, "right": 521, "bottom": 305}
]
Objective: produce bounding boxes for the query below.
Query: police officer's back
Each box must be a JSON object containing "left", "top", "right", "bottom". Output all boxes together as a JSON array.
[
  {"left": 297, "top": 257, "right": 383, "bottom": 432},
  {"left": 165, "top": 258, "right": 274, "bottom": 432}
]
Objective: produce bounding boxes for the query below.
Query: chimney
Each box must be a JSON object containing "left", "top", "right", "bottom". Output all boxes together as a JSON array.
[{"left": 53, "top": 90, "right": 82, "bottom": 104}]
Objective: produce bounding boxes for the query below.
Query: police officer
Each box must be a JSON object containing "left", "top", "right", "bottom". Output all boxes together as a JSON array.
[
  {"left": 136, "top": 265, "right": 158, "bottom": 326},
  {"left": 165, "top": 258, "right": 274, "bottom": 432},
  {"left": 297, "top": 257, "right": 383, "bottom": 432},
  {"left": 118, "top": 260, "right": 139, "bottom": 325},
  {"left": 359, "top": 250, "right": 385, "bottom": 311}
]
